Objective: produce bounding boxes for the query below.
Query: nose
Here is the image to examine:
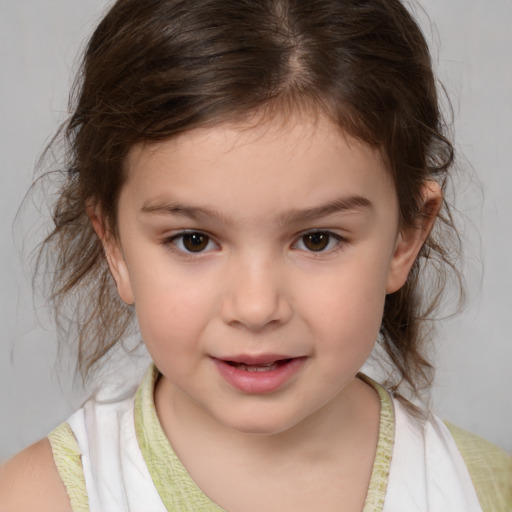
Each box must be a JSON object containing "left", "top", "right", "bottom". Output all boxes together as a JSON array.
[{"left": 220, "top": 253, "right": 292, "bottom": 331}]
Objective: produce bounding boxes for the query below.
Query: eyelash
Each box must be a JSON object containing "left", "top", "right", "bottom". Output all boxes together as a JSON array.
[
  {"left": 292, "top": 230, "right": 345, "bottom": 254},
  {"left": 162, "top": 230, "right": 345, "bottom": 256},
  {"left": 164, "top": 230, "right": 219, "bottom": 255}
]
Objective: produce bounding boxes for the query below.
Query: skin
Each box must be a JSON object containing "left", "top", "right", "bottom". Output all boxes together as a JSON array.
[
  {"left": 0, "top": 439, "right": 70, "bottom": 511},
  {"left": 0, "top": 112, "right": 440, "bottom": 511},
  {"left": 101, "top": 112, "right": 440, "bottom": 510}
]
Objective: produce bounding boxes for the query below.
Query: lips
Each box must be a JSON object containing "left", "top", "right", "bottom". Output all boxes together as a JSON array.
[
  {"left": 212, "top": 355, "right": 306, "bottom": 394},
  {"left": 226, "top": 360, "right": 290, "bottom": 372}
]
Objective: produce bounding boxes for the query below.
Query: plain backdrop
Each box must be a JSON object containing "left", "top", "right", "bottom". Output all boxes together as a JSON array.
[{"left": 1, "top": 0, "right": 511, "bottom": 462}]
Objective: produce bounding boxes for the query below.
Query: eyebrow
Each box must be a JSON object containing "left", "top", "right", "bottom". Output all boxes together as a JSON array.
[
  {"left": 279, "top": 196, "right": 373, "bottom": 225},
  {"left": 141, "top": 200, "right": 230, "bottom": 223},
  {"left": 140, "top": 195, "right": 373, "bottom": 225}
]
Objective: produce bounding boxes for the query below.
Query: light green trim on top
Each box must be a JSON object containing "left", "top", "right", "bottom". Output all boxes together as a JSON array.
[
  {"left": 135, "top": 365, "right": 394, "bottom": 512},
  {"left": 48, "top": 421, "right": 90, "bottom": 512},
  {"left": 50, "top": 363, "right": 512, "bottom": 512},
  {"left": 446, "top": 422, "right": 512, "bottom": 512},
  {"left": 359, "top": 374, "right": 394, "bottom": 512},
  {"left": 134, "top": 365, "right": 225, "bottom": 511}
]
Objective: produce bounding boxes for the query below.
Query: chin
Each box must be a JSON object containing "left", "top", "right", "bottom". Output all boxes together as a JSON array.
[
  {"left": 217, "top": 409, "right": 302, "bottom": 436},
  {"left": 229, "top": 422, "right": 292, "bottom": 436}
]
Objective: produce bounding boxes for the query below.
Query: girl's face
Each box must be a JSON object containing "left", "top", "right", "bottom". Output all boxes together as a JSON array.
[{"left": 102, "top": 113, "right": 431, "bottom": 435}]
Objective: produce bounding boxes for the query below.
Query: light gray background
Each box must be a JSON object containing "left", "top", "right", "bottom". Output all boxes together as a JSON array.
[{"left": 1, "top": 0, "right": 511, "bottom": 462}]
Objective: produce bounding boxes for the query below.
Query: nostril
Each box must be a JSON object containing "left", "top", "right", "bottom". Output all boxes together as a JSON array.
[{"left": 227, "top": 316, "right": 286, "bottom": 332}]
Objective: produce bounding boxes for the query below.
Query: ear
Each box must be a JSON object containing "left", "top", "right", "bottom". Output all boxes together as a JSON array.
[
  {"left": 87, "top": 202, "right": 135, "bottom": 305},
  {"left": 386, "top": 181, "right": 442, "bottom": 294}
]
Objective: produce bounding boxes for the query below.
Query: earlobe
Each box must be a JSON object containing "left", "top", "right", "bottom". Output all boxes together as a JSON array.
[
  {"left": 386, "top": 181, "right": 442, "bottom": 294},
  {"left": 86, "top": 203, "right": 135, "bottom": 305}
]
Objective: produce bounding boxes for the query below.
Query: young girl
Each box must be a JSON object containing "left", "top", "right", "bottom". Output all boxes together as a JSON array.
[{"left": 1, "top": 0, "right": 510, "bottom": 510}]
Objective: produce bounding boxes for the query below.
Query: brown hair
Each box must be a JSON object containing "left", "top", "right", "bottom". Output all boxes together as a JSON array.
[{"left": 38, "top": 0, "right": 460, "bottom": 395}]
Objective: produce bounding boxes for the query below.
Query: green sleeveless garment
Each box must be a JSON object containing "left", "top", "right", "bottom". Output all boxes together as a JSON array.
[{"left": 48, "top": 365, "right": 512, "bottom": 511}]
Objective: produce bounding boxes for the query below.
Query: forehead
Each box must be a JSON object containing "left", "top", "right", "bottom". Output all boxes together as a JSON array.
[{"left": 122, "top": 113, "right": 396, "bottom": 220}]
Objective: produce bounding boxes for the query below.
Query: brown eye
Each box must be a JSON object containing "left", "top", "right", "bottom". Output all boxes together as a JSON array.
[
  {"left": 181, "top": 233, "right": 210, "bottom": 252},
  {"left": 167, "top": 231, "right": 218, "bottom": 255},
  {"left": 302, "top": 232, "right": 330, "bottom": 252}
]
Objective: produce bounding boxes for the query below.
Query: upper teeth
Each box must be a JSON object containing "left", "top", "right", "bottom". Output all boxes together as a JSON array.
[{"left": 232, "top": 362, "right": 279, "bottom": 371}]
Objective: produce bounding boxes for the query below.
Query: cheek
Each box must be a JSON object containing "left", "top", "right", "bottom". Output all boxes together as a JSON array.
[
  {"left": 303, "top": 259, "right": 389, "bottom": 348},
  {"left": 135, "top": 297, "right": 202, "bottom": 374},
  {"left": 130, "top": 265, "right": 219, "bottom": 355},
  {"left": 310, "top": 284, "right": 385, "bottom": 388}
]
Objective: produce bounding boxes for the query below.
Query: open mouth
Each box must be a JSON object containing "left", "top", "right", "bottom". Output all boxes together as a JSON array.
[
  {"left": 225, "top": 359, "right": 292, "bottom": 372},
  {"left": 213, "top": 356, "right": 305, "bottom": 393}
]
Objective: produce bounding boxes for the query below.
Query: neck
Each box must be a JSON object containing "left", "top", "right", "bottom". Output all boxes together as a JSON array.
[
  {"left": 154, "top": 373, "right": 380, "bottom": 468},
  {"left": 154, "top": 374, "right": 381, "bottom": 512}
]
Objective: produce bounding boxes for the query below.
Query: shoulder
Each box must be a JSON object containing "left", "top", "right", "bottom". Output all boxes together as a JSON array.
[
  {"left": 445, "top": 422, "right": 512, "bottom": 511},
  {"left": 0, "top": 438, "right": 71, "bottom": 512}
]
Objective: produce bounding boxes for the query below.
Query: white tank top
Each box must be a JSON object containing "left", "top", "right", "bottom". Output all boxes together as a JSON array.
[{"left": 60, "top": 367, "right": 482, "bottom": 512}]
